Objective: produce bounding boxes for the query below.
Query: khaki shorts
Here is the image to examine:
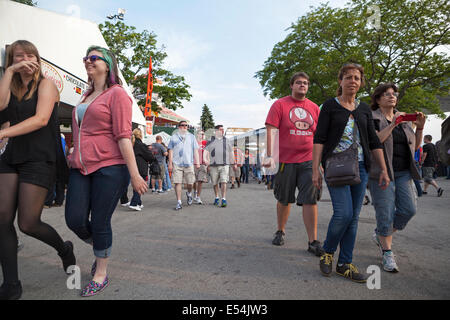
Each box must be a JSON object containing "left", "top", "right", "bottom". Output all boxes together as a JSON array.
[
  {"left": 195, "top": 164, "right": 209, "bottom": 183},
  {"left": 229, "top": 166, "right": 241, "bottom": 178},
  {"left": 172, "top": 164, "right": 195, "bottom": 185},
  {"left": 209, "top": 165, "right": 229, "bottom": 185}
]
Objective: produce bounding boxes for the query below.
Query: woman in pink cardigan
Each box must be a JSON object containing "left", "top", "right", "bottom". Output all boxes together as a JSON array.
[{"left": 65, "top": 46, "right": 147, "bottom": 297}]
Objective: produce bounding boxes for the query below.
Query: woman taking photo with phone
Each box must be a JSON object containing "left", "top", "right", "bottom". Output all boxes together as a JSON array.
[
  {"left": 0, "top": 40, "right": 75, "bottom": 300},
  {"left": 65, "top": 46, "right": 147, "bottom": 297},
  {"left": 368, "top": 83, "right": 425, "bottom": 273}
]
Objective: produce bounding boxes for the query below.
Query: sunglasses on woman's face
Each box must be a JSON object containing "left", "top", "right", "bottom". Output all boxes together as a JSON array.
[{"left": 83, "top": 55, "right": 108, "bottom": 63}]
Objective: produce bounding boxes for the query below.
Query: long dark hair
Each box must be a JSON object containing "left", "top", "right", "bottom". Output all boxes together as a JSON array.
[{"left": 370, "top": 83, "right": 398, "bottom": 110}]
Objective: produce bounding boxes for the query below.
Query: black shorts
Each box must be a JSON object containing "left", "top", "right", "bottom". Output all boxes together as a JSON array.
[
  {"left": 0, "top": 159, "right": 56, "bottom": 190},
  {"left": 273, "top": 161, "right": 320, "bottom": 206}
]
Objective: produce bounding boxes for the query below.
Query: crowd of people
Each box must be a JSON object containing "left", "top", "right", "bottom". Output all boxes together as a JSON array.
[{"left": 0, "top": 40, "right": 448, "bottom": 300}]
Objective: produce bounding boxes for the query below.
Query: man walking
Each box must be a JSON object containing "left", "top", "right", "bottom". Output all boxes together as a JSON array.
[
  {"left": 421, "top": 135, "right": 444, "bottom": 196},
  {"left": 150, "top": 135, "right": 168, "bottom": 193},
  {"left": 264, "top": 71, "right": 324, "bottom": 256},
  {"left": 206, "top": 125, "right": 237, "bottom": 207},
  {"left": 168, "top": 121, "right": 200, "bottom": 210}
]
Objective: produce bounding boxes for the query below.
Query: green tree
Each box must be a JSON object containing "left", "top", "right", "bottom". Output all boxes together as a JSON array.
[
  {"left": 200, "top": 104, "right": 215, "bottom": 131},
  {"left": 99, "top": 21, "right": 192, "bottom": 112},
  {"left": 255, "top": 0, "right": 450, "bottom": 115}
]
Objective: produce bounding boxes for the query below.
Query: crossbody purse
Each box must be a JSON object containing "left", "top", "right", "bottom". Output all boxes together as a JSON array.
[{"left": 325, "top": 118, "right": 361, "bottom": 187}]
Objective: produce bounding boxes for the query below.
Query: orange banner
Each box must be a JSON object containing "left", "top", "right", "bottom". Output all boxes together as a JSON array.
[{"left": 144, "top": 56, "right": 153, "bottom": 120}]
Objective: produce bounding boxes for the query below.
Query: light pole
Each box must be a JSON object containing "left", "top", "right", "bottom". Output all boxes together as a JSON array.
[{"left": 107, "top": 8, "right": 126, "bottom": 21}]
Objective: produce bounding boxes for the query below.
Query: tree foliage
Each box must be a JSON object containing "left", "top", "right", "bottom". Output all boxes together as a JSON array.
[
  {"left": 200, "top": 104, "right": 215, "bottom": 131},
  {"left": 255, "top": 0, "right": 450, "bottom": 115},
  {"left": 99, "top": 21, "right": 192, "bottom": 112}
]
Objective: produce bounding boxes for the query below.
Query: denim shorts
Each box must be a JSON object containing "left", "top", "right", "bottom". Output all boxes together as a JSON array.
[{"left": 369, "top": 170, "right": 417, "bottom": 237}]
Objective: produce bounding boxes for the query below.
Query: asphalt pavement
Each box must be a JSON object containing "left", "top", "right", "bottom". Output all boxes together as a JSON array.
[{"left": 7, "top": 176, "right": 450, "bottom": 300}]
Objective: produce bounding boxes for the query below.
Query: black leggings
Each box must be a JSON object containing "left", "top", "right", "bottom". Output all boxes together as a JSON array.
[{"left": 0, "top": 173, "right": 66, "bottom": 284}]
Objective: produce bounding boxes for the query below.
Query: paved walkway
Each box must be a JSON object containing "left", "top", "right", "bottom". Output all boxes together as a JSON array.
[{"left": 8, "top": 177, "right": 450, "bottom": 300}]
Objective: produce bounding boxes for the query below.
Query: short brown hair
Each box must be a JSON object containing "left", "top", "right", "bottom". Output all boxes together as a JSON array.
[
  {"left": 290, "top": 72, "right": 310, "bottom": 86},
  {"left": 371, "top": 83, "right": 398, "bottom": 110},
  {"left": 337, "top": 63, "right": 365, "bottom": 96}
]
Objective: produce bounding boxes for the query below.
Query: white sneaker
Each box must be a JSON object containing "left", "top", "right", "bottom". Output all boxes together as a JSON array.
[
  {"left": 382, "top": 251, "right": 399, "bottom": 273},
  {"left": 121, "top": 202, "right": 130, "bottom": 207},
  {"left": 186, "top": 192, "right": 193, "bottom": 205},
  {"left": 139, "top": 204, "right": 144, "bottom": 209},
  {"left": 194, "top": 197, "right": 203, "bottom": 205},
  {"left": 128, "top": 205, "right": 142, "bottom": 211}
]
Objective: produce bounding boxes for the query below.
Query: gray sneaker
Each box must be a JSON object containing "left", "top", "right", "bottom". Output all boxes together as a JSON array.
[
  {"left": 382, "top": 251, "right": 399, "bottom": 273},
  {"left": 175, "top": 202, "right": 183, "bottom": 211},
  {"left": 272, "top": 230, "right": 285, "bottom": 246}
]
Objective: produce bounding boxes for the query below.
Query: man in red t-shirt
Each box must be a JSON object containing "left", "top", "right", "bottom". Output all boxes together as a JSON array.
[{"left": 264, "top": 71, "right": 324, "bottom": 256}]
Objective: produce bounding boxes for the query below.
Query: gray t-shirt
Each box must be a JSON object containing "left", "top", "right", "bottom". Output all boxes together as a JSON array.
[{"left": 151, "top": 143, "right": 167, "bottom": 164}]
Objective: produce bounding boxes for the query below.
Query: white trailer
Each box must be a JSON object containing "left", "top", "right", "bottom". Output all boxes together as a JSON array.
[{"left": 0, "top": 0, "right": 146, "bottom": 126}]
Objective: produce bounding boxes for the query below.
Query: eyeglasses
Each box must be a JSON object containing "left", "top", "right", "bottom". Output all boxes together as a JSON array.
[
  {"left": 179, "top": 124, "right": 188, "bottom": 127},
  {"left": 83, "top": 55, "right": 108, "bottom": 63},
  {"left": 382, "top": 92, "right": 399, "bottom": 98},
  {"left": 295, "top": 81, "right": 309, "bottom": 86}
]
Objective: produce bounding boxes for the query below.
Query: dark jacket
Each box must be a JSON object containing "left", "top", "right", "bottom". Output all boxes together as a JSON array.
[
  {"left": 313, "top": 98, "right": 382, "bottom": 172},
  {"left": 369, "top": 108, "right": 421, "bottom": 181},
  {"left": 133, "top": 138, "right": 155, "bottom": 177}
]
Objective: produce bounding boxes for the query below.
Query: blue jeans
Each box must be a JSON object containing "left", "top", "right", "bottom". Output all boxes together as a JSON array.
[
  {"left": 369, "top": 170, "right": 416, "bottom": 237},
  {"left": 163, "top": 162, "right": 172, "bottom": 190},
  {"left": 65, "top": 165, "right": 130, "bottom": 258},
  {"left": 323, "top": 161, "right": 368, "bottom": 264},
  {"left": 130, "top": 174, "right": 146, "bottom": 206},
  {"left": 242, "top": 165, "right": 249, "bottom": 183},
  {"left": 255, "top": 168, "right": 262, "bottom": 181}
]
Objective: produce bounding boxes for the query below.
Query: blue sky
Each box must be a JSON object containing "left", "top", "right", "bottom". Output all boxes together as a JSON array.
[{"left": 36, "top": 0, "right": 348, "bottom": 129}]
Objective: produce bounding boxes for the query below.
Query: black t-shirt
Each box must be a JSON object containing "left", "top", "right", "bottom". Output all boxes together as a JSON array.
[
  {"left": 0, "top": 108, "right": 9, "bottom": 126},
  {"left": 422, "top": 143, "right": 437, "bottom": 167},
  {"left": 388, "top": 121, "right": 410, "bottom": 172}
]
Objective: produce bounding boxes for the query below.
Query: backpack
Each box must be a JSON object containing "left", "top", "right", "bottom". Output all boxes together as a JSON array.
[{"left": 149, "top": 159, "right": 161, "bottom": 175}]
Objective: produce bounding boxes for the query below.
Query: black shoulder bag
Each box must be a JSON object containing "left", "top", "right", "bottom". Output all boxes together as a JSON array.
[{"left": 325, "top": 119, "right": 361, "bottom": 187}]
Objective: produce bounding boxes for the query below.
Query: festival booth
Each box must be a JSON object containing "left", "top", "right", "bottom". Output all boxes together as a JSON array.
[{"left": 0, "top": 0, "right": 146, "bottom": 145}]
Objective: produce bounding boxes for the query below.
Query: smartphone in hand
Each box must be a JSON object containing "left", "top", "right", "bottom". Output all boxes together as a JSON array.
[{"left": 395, "top": 113, "right": 417, "bottom": 125}]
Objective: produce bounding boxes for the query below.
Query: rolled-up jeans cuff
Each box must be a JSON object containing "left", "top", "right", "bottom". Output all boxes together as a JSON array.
[{"left": 94, "top": 246, "right": 112, "bottom": 258}]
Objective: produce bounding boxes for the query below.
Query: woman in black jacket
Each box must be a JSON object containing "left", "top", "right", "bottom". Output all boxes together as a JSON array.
[
  {"left": 129, "top": 129, "right": 154, "bottom": 211},
  {"left": 312, "top": 63, "right": 390, "bottom": 283}
]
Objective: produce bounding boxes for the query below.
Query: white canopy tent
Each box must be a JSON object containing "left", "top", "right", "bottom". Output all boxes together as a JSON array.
[{"left": 0, "top": 0, "right": 146, "bottom": 126}]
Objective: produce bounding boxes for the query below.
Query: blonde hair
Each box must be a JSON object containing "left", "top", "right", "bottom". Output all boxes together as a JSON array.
[
  {"left": 6, "top": 40, "right": 44, "bottom": 101},
  {"left": 132, "top": 128, "right": 143, "bottom": 145}
]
